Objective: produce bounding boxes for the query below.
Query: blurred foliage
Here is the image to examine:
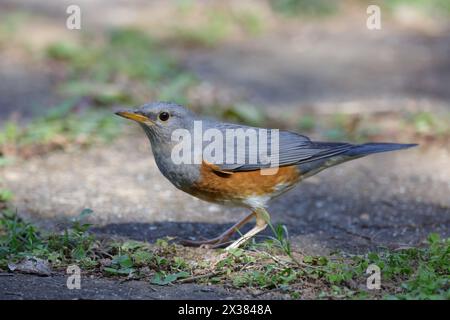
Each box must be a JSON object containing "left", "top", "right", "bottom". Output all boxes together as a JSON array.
[
  {"left": 222, "top": 104, "right": 268, "bottom": 127},
  {"left": 0, "top": 28, "right": 202, "bottom": 159},
  {"left": 173, "top": 10, "right": 233, "bottom": 47},
  {"left": 292, "top": 111, "right": 450, "bottom": 143},
  {"left": 1, "top": 3, "right": 449, "bottom": 159},
  {"left": 296, "top": 113, "right": 378, "bottom": 142},
  {"left": 269, "top": 0, "right": 450, "bottom": 18},
  {"left": 47, "top": 29, "right": 173, "bottom": 83},
  {"left": 269, "top": 0, "right": 450, "bottom": 19},
  {"left": 0, "top": 101, "right": 122, "bottom": 158},
  {"left": 46, "top": 28, "right": 197, "bottom": 106},
  {"left": 385, "top": 0, "right": 450, "bottom": 17},
  {"left": 0, "top": 12, "right": 28, "bottom": 48},
  {"left": 194, "top": 104, "right": 449, "bottom": 144},
  {"left": 0, "top": 189, "right": 13, "bottom": 203},
  {"left": 172, "top": 6, "right": 264, "bottom": 47},
  {"left": 270, "top": 0, "right": 338, "bottom": 17},
  {"left": 234, "top": 10, "right": 265, "bottom": 36},
  {"left": 405, "top": 111, "right": 450, "bottom": 136}
]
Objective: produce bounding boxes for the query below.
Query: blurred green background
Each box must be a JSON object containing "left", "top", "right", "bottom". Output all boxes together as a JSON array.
[{"left": 1, "top": 0, "right": 449, "bottom": 158}]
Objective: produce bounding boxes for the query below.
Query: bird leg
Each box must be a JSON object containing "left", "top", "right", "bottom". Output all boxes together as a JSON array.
[
  {"left": 180, "top": 211, "right": 255, "bottom": 248},
  {"left": 225, "top": 208, "right": 269, "bottom": 250}
]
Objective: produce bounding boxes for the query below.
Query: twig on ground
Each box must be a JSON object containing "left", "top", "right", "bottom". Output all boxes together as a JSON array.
[{"left": 177, "top": 271, "right": 222, "bottom": 284}]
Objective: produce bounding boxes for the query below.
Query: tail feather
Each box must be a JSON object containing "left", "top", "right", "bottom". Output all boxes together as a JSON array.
[
  {"left": 343, "top": 143, "right": 418, "bottom": 157},
  {"left": 298, "top": 142, "right": 417, "bottom": 179}
]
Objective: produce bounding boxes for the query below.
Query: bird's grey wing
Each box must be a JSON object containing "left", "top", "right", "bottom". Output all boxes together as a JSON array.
[{"left": 207, "top": 124, "right": 353, "bottom": 172}]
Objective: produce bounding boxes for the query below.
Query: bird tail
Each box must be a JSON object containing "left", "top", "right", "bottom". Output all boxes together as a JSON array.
[
  {"left": 343, "top": 143, "right": 417, "bottom": 158},
  {"left": 297, "top": 142, "right": 417, "bottom": 179}
]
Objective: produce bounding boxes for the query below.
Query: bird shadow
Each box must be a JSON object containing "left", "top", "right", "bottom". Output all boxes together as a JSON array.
[
  {"left": 92, "top": 221, "right": 264, "bottom": 245},
  {"left": 91, "top": 195, "right": 450, "bottom": 254}
]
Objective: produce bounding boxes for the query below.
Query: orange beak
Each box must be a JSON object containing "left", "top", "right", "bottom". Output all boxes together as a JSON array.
[{"left": 115, "top": 110, "right": 150, "bottom": 123}]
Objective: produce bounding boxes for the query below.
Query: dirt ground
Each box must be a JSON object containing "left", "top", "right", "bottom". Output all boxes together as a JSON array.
[
  {"left": 0, "top": 273, "right": 259, "bottom": 300},
  {"left": 2, "top": 135, "right": 448, "bottom": 299},
  {"left": 1, "top": 1, "right": 449, "bottom": 299}
]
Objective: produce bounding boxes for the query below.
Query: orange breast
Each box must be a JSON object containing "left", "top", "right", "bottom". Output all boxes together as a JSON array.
[{"left": 187, "top": 161, "right": 301, "bottom": 204}]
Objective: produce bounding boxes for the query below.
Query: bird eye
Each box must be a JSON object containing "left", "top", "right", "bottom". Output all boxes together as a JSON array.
[{"left": 158, "top": 111, "right": 170, "bottom": 121}]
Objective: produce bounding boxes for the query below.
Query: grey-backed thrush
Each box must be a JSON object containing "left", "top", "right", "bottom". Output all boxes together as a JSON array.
[{"left": 115, "top": 102, "right": 416, "bottom": 250}]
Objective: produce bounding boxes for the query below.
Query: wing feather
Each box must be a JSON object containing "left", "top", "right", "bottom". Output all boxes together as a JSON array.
[{"left": 207, "top": 124, "right": 353, "bottom": 172}]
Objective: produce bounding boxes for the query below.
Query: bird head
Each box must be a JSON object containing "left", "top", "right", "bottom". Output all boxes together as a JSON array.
[{"left": 115, "top": 101, "right": 196, "bottom": 143}]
